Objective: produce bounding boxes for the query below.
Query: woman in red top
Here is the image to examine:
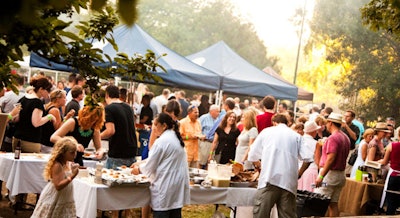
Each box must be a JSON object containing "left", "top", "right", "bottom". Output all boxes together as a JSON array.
[{"left": 379, "top": 142, "right": 400, "bottom": 215}]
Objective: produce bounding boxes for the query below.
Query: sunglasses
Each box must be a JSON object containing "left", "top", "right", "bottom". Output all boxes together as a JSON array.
[{"left": 187, "top": 105, "right": 197, "bottom": 111}]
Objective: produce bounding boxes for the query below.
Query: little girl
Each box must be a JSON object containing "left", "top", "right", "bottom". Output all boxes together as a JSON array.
[{"left": 31, "top": 137, "right": 80, "bottom": 218}]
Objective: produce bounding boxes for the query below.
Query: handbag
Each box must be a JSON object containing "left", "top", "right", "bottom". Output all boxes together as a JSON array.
[{"left": 348, "top": 149, "right": 358, "bottom": 166}]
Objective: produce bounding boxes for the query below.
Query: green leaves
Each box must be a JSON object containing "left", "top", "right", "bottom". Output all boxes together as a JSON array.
[
  {"left": 0, "top": 0, "right": 166, "bottom": 109},
  {"left": 58, "top": 31, "right": 82, "bottom": 41},
  {"left": 91, "top": 0, "right": 107, "bottom": 12},
  {"left": 361, "top": 0, "right": 400, "bottom": 38},
  {"left": 118, "top": 0, "right": 139, "bottom": 26},
  {"left": 111, "top": 50, "right": 165, "bottom": 85}
]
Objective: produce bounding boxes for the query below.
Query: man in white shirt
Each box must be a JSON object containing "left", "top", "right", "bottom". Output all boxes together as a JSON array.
[
  {"left": 153, "top": 88, "right": 170, "bottom": 114},
  {"left": 248, "top": 113, "right": 305, "bottom": 218},
  {"left": 198, "top": 105, "right": 220, "bottom": 169}
]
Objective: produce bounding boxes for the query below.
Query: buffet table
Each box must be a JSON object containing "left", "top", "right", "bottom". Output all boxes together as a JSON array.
[
  {"left": 338, "top": 178, "right": 384, "bottom": 215},
  {"left": 0, "top": 152, "right": 258, "bottom": 218},
  {"left": 74, "top": 177, "right": 257, "bottom": 218},
  {"left": 0, "top": 152, "right": 97, "bottom": 196},
  {"left": 73, "top": 178, "right": 151, "bottom": 218}
]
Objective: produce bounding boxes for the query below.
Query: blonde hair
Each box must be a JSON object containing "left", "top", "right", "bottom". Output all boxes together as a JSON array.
[
  {"left": 49, "top": 89, "right": 66, "bottom": 101},
  {"left": 45, "top": 89, "right": 66, "bottom": 110},
  {"left": 315, "top": 115, "right": 327, "bottom": 126},
  {"left": 78, "top": 105, "right": 105, "bottom": 130},
  {"left": 43, "top": 137, "right": 78, "bottom": 181},
  {"left": 243, "top": 109, "right": 257, "bottom": 130},
  {"left": 363, "top": 128, "right": 375, "bottom": 139}
]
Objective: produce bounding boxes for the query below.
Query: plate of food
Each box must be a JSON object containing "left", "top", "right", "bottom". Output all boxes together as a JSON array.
[{"left": 82, "top": 153, "right": 97, "bottom": 160}]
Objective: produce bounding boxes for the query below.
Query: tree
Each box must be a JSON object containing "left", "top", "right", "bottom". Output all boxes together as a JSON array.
[
  {"left": 361, "top": 0, "right": 400, "bottom": 39},
  {"left": 0, "top": 0, "right": 164, "bottom": 105},
  {"left": 302, "top": 0, "right": 400, "bottom": 122},
  {"left": 137, "top": 0, "right": 278, "bottom": 69}
]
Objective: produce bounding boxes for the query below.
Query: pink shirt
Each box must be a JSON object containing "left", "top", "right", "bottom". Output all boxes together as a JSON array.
[
  {"left": 368, "top": 136, "right": 385, "bottom": 161},
  {"left": 319, "top": 131, "right": 350, "bottom": 171}
]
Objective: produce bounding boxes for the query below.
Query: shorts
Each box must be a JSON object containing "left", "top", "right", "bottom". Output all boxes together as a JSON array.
[
  {"left": 253, "top": 183, "right": 296, "bottom": 218},
  {"left": 314, "top": 169, "right": 346, "bottom": 202},
  {"left": 198, "top": 140, "right": 212, "bottom": 165},
  {"left": 13, "top": 137, "right": 41, "bottom": 153},
  {"left": 106, "top": 157, "right": 136, "bottom": 170},
  {"left": 185, "top": 143, "right": 198, "bottom": 162}
]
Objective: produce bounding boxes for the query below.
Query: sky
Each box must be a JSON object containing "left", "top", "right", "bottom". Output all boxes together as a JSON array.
[{"left": 230, "top": 0, "right": 315, "bottom": 80}]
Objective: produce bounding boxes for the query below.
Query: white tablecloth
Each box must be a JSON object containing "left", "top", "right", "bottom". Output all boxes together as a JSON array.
[
  {"left": 73, "top": 178, "right": 151, "bottom": 218},
  {"left": 73, "top": 178, "right": 258, "bottom": 218},
  {"left": 0, "top": 153, "right": 97, "bottom": 196},
  {"left": 190, "top": 186, "right": 256, "bottom": 206}
]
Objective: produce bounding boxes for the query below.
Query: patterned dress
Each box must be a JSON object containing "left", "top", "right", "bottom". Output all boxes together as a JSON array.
[{"left": 31, "top": 171, "right": 76, "bottom": 218}]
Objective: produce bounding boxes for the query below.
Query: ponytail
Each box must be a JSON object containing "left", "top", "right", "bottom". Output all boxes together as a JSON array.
[{"left": 173, "top": 121, "right": 185, "bottom": 147}]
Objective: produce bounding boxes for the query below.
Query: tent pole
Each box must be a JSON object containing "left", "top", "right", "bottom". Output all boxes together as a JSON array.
[
  {"left": 215, "top": 90, "right": 219, "bottom": 107},
  {"left": 219, "top": 90, "right": 223, "bottom": 108}
]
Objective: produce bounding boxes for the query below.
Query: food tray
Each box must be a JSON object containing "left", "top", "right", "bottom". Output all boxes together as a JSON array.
[
  {"left": 102, "top": 178, "right": 150, "bottom": 187},
  {"left": 88, "top": 167, "right": 150, "bottom": 187}
]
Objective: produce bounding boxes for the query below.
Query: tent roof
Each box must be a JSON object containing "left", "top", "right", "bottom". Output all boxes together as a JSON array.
[
  {"left": 30, "top": 25, "right": 221, "bottom": 92},
  {"left": 186, "top": 41, "right": 298, "bottom": 101},
  {"left": 263, "top": 67, "right": 314, "bottom": 101}
]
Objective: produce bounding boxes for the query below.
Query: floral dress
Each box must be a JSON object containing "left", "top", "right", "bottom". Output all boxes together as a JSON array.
[{"left": 31, "top": 171, "right": 76, "bottom": 218}]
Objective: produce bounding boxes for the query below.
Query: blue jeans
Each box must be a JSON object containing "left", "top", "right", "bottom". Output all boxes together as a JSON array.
[
  {"left": 105, "top": 157, "right": 136, "bottom": 169},
  {"left": 153, "top": 208, "right": 182, "bottom": 218},
  {"left": 138, "top": 129, "right": 150, "bottom": 158}
]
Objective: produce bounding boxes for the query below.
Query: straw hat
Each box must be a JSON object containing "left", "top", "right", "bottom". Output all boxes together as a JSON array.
[
  {"left": 304, "top": 120, "right": 321, "bottom": 133},
  {"left": 374, "top": 122, "right": 391, "bottom": 133},
  {"left": 326, "top": 113, "right": 343, "bottom": 124}
]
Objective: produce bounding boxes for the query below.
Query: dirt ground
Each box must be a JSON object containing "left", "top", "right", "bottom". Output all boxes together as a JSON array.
[{"left": 0, "top": 182, "right": 33, "bottom": 218}]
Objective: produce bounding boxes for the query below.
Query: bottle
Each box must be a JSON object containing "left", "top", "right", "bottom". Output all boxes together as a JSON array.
[
  {"left": 14, "top": 140, "right": 21, "bottom": 159},
  {"left": 94, "top": 162, "right": 103, "bottom": 184}
]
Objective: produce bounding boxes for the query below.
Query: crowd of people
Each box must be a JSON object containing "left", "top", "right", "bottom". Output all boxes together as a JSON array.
[{"left": 1, "top": 72, "right": 399, "bottom": 217}]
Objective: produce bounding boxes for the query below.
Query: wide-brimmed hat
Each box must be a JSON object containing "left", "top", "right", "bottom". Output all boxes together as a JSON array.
[
  {"left": 326, "top": 113, "right": 343, "bottom": 124},
  {"left": 374, "top": 122, "right": 391, "bottom": 133},
  {"left": 304, "top": 120, "right": 321, "bottom": 133}
]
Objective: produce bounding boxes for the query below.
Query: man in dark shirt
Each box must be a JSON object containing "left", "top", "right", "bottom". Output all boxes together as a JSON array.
[
  {"left": 176, "top": 90, "right": 189, "bottom": 119},
  {"left": 341, "top": 110, "right": 360, "bottom": 150},
  {"left": 342, "top": 109, "right": 360, "bottom": 177},
  {"left": 65, "top": 85, "right": 83, "bottom": 117},
  {"left": 100, "top": 85, "right": 138, "bottom": 169},
  {"left": 138, "top": 94, "right": 153, "bottom": 158}
]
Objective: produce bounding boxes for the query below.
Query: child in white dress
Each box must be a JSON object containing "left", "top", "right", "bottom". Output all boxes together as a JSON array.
[{"left": 31, "top": 137, "right": 79, "bottom": 218}]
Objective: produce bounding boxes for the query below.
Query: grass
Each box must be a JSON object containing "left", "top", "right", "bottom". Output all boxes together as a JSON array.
[
  {"left": 126, "top": 204, "right": 231, "bottom": 218},
  {"left": 182, "top": 204, "right": 231, "bottom": 218}
]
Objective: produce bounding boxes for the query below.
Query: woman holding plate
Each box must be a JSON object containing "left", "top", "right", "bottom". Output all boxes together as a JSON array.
[{"left": 51, "top": 105, "right": 105, "bottom": 166}]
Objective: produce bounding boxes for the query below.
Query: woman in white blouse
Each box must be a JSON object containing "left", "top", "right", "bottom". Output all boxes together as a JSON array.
[
  {"left": 350, "top": 128, "right": 374, "bottom": 178},
  {"left": 132, "top": 113, "right": 189, "bottom": 218}
]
